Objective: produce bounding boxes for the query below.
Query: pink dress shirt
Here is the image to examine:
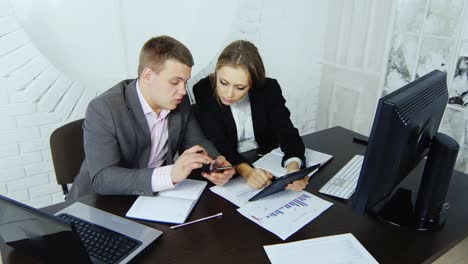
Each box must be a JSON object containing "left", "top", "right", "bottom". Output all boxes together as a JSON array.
[{"left": 136, "top": 81, "right": 175, "bottom": 192}]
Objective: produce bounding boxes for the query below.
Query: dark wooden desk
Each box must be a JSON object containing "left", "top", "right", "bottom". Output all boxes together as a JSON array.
[{"left": 2, "top": 126, "right": 468, "bottom": 263}]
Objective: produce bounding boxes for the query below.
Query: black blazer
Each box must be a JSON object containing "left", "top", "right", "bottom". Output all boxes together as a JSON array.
[{"left": 193, "top": 76, "right": 305, "bottom": 167}]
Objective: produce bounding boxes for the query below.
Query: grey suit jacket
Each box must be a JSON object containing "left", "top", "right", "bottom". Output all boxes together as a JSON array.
[{"left": 67, "top": 79, "right": 219, "bottom": 200}]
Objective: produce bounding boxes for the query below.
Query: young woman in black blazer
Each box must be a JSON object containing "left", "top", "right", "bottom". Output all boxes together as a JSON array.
[{"left": 193, "top": 40, "right": 308, "bottom": 191}]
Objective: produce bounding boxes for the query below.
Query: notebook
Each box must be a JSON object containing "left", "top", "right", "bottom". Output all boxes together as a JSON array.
[
  {"left": 126, "top": 179, "right": 207, "bottom": 224},
  {"left": 0, "top": 195, "right": 162, "bottom": 264},
  {"left": 253, "top": 147, "right": 333, "bottom": 177}
]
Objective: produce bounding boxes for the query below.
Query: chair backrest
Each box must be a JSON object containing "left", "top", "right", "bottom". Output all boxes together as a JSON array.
[{"left": 50, "top": 119, "right": 85, "bottom": 195}]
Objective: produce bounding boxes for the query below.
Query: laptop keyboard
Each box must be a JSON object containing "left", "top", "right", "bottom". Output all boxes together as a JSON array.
[{"left": 58, "top": 213, "right": 141, "bottom": 263}]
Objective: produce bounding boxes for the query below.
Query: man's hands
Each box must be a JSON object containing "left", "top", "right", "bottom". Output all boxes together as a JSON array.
[
  {"left": 201, "top": 156, "right": 235, "bottom": 185},
  {"left": 171, "top": 145, "right": 235, "bottom": 185},
  {"left": 171, "top": 146, "right": 307, "bottom": 190},
  {"left": 171, "top": 145, "right": 212, "bottom": 184}
]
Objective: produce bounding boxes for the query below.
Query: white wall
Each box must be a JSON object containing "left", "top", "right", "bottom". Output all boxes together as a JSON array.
[{"left": 0, "top": 0, "right": 328, "bottom": 207}]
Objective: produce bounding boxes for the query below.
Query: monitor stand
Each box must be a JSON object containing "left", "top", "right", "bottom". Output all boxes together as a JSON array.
[{"left": 373, "top": 132, "right": 459, "bottom": 231}]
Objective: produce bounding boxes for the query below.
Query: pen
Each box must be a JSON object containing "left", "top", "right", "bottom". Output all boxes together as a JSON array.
[{"left": 170, "top": 212, "right": 223, "bottom": 229}]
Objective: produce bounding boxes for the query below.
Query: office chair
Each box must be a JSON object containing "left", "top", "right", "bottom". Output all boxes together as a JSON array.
[{"left": 50, "top": 119, "right": 85, "bottom": 195}]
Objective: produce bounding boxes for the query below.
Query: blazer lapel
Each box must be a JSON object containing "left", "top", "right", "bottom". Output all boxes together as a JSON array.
[
  {"left": 220, "top": 103, "right": 237, "bottom": 144},
  {"left": 167, "top": 106, "right": 181, "bottom": 164},
  {"left": 249, "top": 89, "right": 264, "bottom": 142},
  {"left": 124, "top": 80, "right": 151, "bottom": 168}
]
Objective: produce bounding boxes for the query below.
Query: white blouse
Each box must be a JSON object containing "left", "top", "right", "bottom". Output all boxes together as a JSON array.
[{"left": 230, "top": 94, "right": 258, "bottom": 153}]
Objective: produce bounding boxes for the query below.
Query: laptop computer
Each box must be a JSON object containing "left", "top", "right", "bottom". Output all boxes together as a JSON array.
[{"left": 0, "top": 195, "right": 162, "bottom": 264}]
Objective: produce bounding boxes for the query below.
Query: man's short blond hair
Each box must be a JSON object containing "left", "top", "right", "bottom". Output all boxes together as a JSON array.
[{"left": 137, "top": 35, "right": 194, "bottom": 77}]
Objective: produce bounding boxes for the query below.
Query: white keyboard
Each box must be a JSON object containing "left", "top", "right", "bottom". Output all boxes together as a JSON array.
[{"left": 319, "top": 155, "right": 364, "bottom": 199}]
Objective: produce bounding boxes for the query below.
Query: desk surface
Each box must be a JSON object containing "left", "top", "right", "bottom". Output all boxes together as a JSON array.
[{"left": 3, "top": 126, "right": 468, "bottom": 264}]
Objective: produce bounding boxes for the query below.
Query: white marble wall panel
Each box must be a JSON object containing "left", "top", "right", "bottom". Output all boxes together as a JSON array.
[
  {"left": 449, "top": 43, "right": 468, "bottom": 102},
  {"left": 463, "top": 15, "right": 468, "bottom": 40},
  {"left": 396, "top": 0, "right": 427, "bottom": 33},
  {"left": 440, "top": 106, "right": 468, "bottom": 172},
  {"left": 384, "top": 33, "right": 419, "bottom": 94},
  {"left": 423, "top": 0, "right": 464, "bottom": 37},
  {"left": 416, "top": 37, "right": 452, "bottom": 78}
]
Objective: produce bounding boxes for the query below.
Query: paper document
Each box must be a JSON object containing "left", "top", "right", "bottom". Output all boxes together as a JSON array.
[
  {"left": 237, "top": 191, "right": 333, "bottom": 240},
  {"left": 253, "top": 148, "right": 333, "bottom": 176},
  {"left": 264, "top": 233, "right": 378, "bottom": 264},
  {"left": 126, "top": 179, "right": 207, "bottom": 224},
  {"left": 210, "top": 177, "right": 262, "bottom": 207}
]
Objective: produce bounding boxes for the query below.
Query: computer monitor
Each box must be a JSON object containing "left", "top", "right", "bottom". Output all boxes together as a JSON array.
[{"left": 352, "top": 70, "right": 459, "bottom": 230}]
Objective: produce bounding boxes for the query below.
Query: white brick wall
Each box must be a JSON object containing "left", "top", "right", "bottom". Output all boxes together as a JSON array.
[
  {"left": 6, "top": 189, "right": 29, "bottom": 202},
  {"left": 0, "top": 0, "right": 94, "bottom": 208},
  {"left": 0, "top": 126, "right": 41, "bottom": 141},
  {"left": 0, "top": 103, "right": 36, "bottom": 116},
  {"left": 17, "top": 113, "right": 61, "bottom": 128},
  {"left": 0, "top": 44, "right": 39, "bottom": 75},
  {"left": 19, "top": 139, "right": 48, "bottom": 153},
  {"left": 0, "top": 143, "right": 17, "bottom": 158},
  {"left": 0, "top": 153, "right": 42, "bottom": 170},
  {"left": 6, "top": 173, "right": 49, "bottom": 192},
  {"left": 0, "top": 167, "right": 24, "bottom": 182}
]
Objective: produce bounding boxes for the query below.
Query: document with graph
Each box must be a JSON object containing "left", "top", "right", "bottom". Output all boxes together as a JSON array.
[
  {"left": 210, "top": 176, "right": 262, "bottom": 207},
  {"left": 237, "top": 190, "right": 333, "bottom": 240}
]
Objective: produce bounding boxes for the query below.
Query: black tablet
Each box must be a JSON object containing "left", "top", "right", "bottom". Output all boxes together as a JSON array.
[{"left": 248, "top": 164, "right": 320, "bottom": 202}]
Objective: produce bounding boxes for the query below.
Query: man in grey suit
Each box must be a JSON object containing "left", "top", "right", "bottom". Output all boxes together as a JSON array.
[{"left": 68, "top": 36, "right": 235, "bottom": 200}]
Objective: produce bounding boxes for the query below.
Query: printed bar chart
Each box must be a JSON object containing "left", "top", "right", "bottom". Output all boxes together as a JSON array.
[{"left": 266, "top": 194, "right": 311, "bottom": 218}]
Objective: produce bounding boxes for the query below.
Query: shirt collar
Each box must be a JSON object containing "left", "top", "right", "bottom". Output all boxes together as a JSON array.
[{"left": 136, "top": 80, "right": 170, "bottom": 118}]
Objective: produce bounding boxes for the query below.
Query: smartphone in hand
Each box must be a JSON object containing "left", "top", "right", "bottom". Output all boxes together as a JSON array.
[
  {"left": 212, "top": 165, "right": 233, "bottom": 172},
  {"left": 201, "top": 163, "right": 233, "bottom": 173}
]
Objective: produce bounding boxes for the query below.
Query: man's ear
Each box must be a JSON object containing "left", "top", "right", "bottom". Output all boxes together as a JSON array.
[{"left": 141, "top": 68, "right": 153, "bottom": 83}]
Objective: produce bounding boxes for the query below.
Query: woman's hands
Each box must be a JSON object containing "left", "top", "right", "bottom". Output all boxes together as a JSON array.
[
  {"left": 237, "top": 163, "right": 272, "bottom": 189},
  {"left": 237, "top": 160, "right": 308, "bottom": 191},
  {"left": 245, "top": 168, "right": 273, "bottom": 189},
  {"left": 285, "top": 161, "right": 308, "bottom": 191}
]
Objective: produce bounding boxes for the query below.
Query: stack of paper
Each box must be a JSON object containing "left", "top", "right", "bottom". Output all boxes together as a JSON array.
[
  {"left": 126, "top": 179, "right": 207, "bottom": 224},
  {"left": 253, "top": 148, "right": 333, "bottom": 176},
  {"left": 263, "top": 233, "right": 378, "bottom": 264}
]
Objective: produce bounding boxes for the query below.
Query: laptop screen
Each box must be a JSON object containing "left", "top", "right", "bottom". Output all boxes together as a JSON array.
[{"left": 0, "top": 195, "right": 91, "bottom": 263}]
